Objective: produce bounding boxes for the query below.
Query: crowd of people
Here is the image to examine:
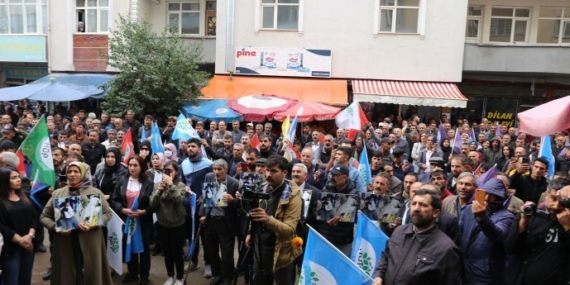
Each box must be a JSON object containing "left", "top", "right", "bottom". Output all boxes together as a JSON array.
[{"left": 0, "top": 99, "right": 569, "bottom": 285}]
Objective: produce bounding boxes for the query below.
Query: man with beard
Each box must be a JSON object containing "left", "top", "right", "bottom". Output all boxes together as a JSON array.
[
  {"left": 430, "top": 170, "right": 453, "bottom": 201},
  {"left": 447, "top": 155, "right": 467, "bottom": 195},
  {"left": 459, "top": 178, "right": 514, "bottom": 284},
  {"left": 69, "top": 123, "right": 88, "bottom": 144},
  {"left": 373, "top": 189, "right": 461, "bottom": 285},
  {"left": 81, "top": 130, "right": 106, "bottom": 175},
  {"left": 180, "top": 138, "right": 214, "bottom": 273},
  {"left": 370, "top": 151, "right": 383, "bottom": 176},
  {"left": 315, "top": 165, "right": 359, "bottom": 256},
  {"left": 247, "top": 155, "right": 302, "bottom": 285},
  {"left": 212, "top": 121, "right": 228, "bottom": 153},
  {"left": 123, "top": 110, "right": 142, "bottom": 147},
  {"left": 259, "top": 134, "right": 275, "bottom": 158},
  {"left": 505, "top": 178, "right": 570, "bottom": 284},
  {"left": 325, "top": 147, "right": 366, "bottom": 193},
  {"left": 138, "top": 115, "right": 153, "bottom": 142},
  {"left": 510, "top": 157, "right": 549, "bottom": 204},
  {"left": 300, "top": 147, "right": 325, "bottom": 189},
  {"left": 316, "top": 134, "right": 334, "bottom": 169},
  {"left": 300, "top": 125, "right": 312, "bottom": 146},
  {"left": 442, "top": 172, "right": 476, "bottom": 218}
]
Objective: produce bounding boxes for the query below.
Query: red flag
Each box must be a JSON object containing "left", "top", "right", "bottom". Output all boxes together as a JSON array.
[
  {"left": 250, "top": 134, "right": 260, "bottom": 149},
  {"left": 318, "top": 133, "right": 325, "bottom": 144},
  {"left": 358, "top": 103, "right": 370, "bottom": 127},
  {"left": 15, "top": 149, "right": 26, "bottom": 176},
  {"left": 347, "top": 129, "right": 358, "bottom": 142},
  {"left": 121, "top": 128, "right": 134, "bottom": 164}
]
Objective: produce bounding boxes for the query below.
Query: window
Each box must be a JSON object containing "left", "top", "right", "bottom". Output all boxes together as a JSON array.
[
  {"left": 0, "top": 0, "right": 47, "bottom": 34},
  {"left": 76, "top": 0, "right": 109, "bottom": 33},
  {"left": 260, "top": 0, "right": 299, "bottom": 30},
  {"left": 379, "top": 0, "right": 420, "bottom": 34},
  {"left": 537, "top": 8, "right": 570, "bottom": 44},
  {"left": 466, "top": 6, "right": 483, "bottom": 40},
  {"left": 489, "top": 7, "right": 530, "bottom": 43},
  {"left": 168, "top": 1, "right": 217, "bottom": 36}
]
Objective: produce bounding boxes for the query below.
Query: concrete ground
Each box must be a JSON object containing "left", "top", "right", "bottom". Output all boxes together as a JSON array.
[{"left": 31, "top": 230, "right": 245, "bottom": 285}]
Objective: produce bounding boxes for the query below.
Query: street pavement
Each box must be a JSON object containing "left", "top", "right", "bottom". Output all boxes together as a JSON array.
[{"left": 31, "top": 230, "right": 244, "bottom": 285}]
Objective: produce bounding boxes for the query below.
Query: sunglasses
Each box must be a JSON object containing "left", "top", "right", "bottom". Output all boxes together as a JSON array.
[{"left": 141, "top": 148, "right": 150, "bottom": 151}]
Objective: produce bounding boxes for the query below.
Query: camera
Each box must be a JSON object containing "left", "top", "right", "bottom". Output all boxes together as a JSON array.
[
  {"left": 560, "top": 199, "right": 570, "bottom": 208},
  {"left": 523, "top": 203, "right": 536, "bottom": 216},
  {"left": 242, "top": 190, "right": 271, "bottom": 209}
]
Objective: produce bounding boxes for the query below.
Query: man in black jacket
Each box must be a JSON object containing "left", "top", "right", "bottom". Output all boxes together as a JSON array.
[
  {"left": 374, "top": 189, "right": 461, "bottom": 285},
  {"left": 199, "top": 159, "right": 240, "bottom": 285},
  {"left": 510, "top": 157, "right": 549, "bottom": 203},
  {"left": 505, "top": 178, "right": 570, "bottom": 285}
]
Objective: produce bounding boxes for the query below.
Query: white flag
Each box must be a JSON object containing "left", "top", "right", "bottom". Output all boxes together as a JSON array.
[
  {"left": 335, "top": 101, "right": 369, "bottom": 130},
  {"left": 107, "top": 210, "right": 124, "bottom": 275}
]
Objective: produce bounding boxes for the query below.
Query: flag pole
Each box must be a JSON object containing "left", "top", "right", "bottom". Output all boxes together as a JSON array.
[{"left": 306, "top": 226, "right": 374, "bottom": 282}]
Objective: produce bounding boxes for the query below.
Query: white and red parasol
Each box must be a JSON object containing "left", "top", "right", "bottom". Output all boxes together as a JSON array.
[
  {"left": 273, "top": 101, "right": 341, "bottom": 122},
  {"left": 227, "top": 94, "right": 297, "bottom": 122}
]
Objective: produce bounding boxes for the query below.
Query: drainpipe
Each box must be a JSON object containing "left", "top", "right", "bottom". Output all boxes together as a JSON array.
[
  {"left": 225, "top": 0, "right": 235, "bottom": 73},
  {"left": 130, "top": 0, "right": 139, "bottom": 22}
]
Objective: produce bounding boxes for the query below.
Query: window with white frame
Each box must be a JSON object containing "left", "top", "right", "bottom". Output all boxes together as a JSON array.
[
  {"left": 465, "top": 6, "right": 483, "bottom": 40},
  {"left": 168, "top": 1, "right": 217, "bottom": 36},
  {"left": 76, "top": 0, "right": 109, "bottom": 33},
  {"left": 261, "top": 0, "right": 299, "bottom": 30},
  {"left": 0, "top": 0, "right": 47, "bottom": 34},
  {"left": 489, "top": 7, "right": 530, "bottom": 43},
  {"left": 379, "top": 0, "right": 420, "bottom": 34},
  {"left": 537, "top": 7, "right": 570, "bottom": 44}
]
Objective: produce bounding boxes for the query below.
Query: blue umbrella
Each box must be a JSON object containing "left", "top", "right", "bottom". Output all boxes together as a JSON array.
[
  {"left": 182, "top": 99, "right": 243, "bottom": 122},
  {"left": 0, "top": 73, "right": 114, "bottom": 101}
]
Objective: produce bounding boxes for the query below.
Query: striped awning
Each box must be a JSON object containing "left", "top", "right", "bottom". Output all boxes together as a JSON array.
[{"left": 352, "top": 80, "right": 468, "bottom": 108}]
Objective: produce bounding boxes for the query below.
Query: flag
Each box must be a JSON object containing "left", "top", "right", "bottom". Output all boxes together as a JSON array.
[
  {"left": 19, "top": 116, "right": 56, "bottom": 208},
  {"left": 351, "top": 212, "right": 389, "bottom": 277},
  {"left": 282, "top": 115, "right": 291, "bottom": 140},
  {"left": 358, "top": 147, "right": 372, "bottom": 188},
  {"left": 300, "top": 228, "right": 372, "bottom": 285},
  {"left": 184, "top": 192, "right": 197, "bottom": 259},
  {"left": 560, "top": 148, "right": 568, "bottom": 158},
  {"left": 172, "top": 113, "right": 199, "bottom": 141},
  {"left": 107, "top": 211, "right": 124, "bottom": 275},
  {"left": 121, "top": 128, "right": 134, "bottom": 164},
  {"left": 151, "top": 122, "right": 164, "bottom": 154},
  {"left": 452, "top": 128, "right": 462, "bottom": 154},
  {"left": 538, "top": 136, "right": 555, "bottom": 178},
  {"left": 15, "top": 149, "right": 26, "bottom": 176},
  {"left": 319, "top": 133, "right": 325, "bottom": 144},
  {"left": 288, "top": 115, "right": 299, "bottom": 142},
  {"left": 347, "top": 129, "right": 358, "bottom": 142},
  {"left": 470, "top": 128, "right": 476, "bottom": 142},
  {"left": 124, "top": 198, "right": 144, "bottom": 263},
  {"left": 141, "top": 125, "right": 146, "bottom": 142},
  {"left": 335, "top": 101, "right": 369, "bottom": 130},
  {"left": 437, "top": 122, "right": 446, "bottom": 143},
  {"left": 476, "top": 164, "right": 498, "bottom": 187},
  {"left": 251, "top": 134, "right": 260, "bottom": 149}
]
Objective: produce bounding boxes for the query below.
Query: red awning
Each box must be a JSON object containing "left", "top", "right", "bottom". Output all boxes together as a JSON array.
[{"left": 352, "top": 80, "right": 467, "bottom": 108}]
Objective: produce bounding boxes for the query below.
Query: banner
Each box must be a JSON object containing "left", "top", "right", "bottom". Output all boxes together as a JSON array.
[
  {"left": 486, "top": 98, "right": 517, "bottom": 128},
  {"left": 107, "top": 211, "right": 124, "bottom": 275},
  {"left": 351, "top": 212, "right": 389, "bottom": 277}
]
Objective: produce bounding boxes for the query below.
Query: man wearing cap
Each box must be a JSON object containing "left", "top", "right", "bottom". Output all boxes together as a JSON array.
[
  {"left": 379, "top": 137, "right": 394, "bottom": 164},
  {"left": 326, "top": 147, "right": 366, "bottom": 193},
  {"left": 459, "top": 178, "right": 514, "bottom": 284},
  {"left": 392, "top": 147, "right": 413, "bottom": 182},
  {"left": 315, "top": 164, "right": 359, "bottom": 256},
  {"left": 0, "top": 124, "right": 26, "bottom": 148}
]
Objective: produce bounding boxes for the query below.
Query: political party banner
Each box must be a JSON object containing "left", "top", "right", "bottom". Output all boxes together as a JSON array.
[{"left": 107, "top": 211, "right": 124, "bottom": 275}]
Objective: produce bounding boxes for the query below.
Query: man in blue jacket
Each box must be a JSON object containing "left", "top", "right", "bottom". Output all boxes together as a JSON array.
[
  {"left": 181, "top": 138, "right": 214, "bottom": 275},
  {"left": 459, "top": 178, "right": 514, "bottom": 284}
]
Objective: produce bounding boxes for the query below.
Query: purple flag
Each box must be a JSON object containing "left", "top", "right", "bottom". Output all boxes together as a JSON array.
[
  {"left": 437, "top": 123, "right": 446, "bottom": 143},
  {"left": 496, "top": 122, "right": 503, "bottom": 136},
  {"left": 476, "top": 164, "right": 498, "bottom": 187},
  {"left": 453, "top": 128, "right": 462, "bottom": 154}
]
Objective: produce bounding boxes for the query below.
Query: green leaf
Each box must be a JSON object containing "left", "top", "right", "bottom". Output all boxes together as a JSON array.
[{"left": 310, "top": 272, "right": 316, "bottom": 277}]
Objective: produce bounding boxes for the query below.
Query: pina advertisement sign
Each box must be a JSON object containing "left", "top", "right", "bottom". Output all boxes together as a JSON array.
[{"left": 235, "top": 47, "right": 332, "bottom": 78}]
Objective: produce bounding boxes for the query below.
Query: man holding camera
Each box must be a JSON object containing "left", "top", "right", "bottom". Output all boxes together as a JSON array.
[
  {"left": 510, "top": 157, "right": 549, "bottom": 204},
  {"left": 246, "top": 155, "right": 302, "bottom": 285},
  {"left": 505, "top": 178, "right": 570, "bottom": 284}
]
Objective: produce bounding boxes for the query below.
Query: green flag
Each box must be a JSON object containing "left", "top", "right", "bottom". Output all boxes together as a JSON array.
[{"left": 20, "top": 116, "right": 56, "bottom": 207}]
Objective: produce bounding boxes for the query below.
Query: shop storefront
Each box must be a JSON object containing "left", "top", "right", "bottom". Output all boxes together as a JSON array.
[{"left": 0, "top": 36, "right": 48, "bottom": 87}]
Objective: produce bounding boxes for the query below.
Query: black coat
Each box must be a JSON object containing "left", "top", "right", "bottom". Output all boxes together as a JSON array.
[{"left": 198, "top": 173, "right": 240, "bottom": 236}]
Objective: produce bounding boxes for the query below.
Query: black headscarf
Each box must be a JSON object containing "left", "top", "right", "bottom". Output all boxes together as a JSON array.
[{"left": 104, "top": 147, "right": 122, "bottom": 173}]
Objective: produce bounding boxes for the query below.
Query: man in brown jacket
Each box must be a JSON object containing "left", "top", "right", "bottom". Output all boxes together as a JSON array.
[
  {"left": 248, "top": 155, "right": 302, "bottom": 285},
  {"left": 373, "top": 189, "right": 461, "bottom": 285}
]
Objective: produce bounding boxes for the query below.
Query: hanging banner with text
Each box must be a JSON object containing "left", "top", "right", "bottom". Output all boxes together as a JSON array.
[
  {"left": 486, "top": 98, "right": 517, "bottom": 127},
  {"left": 235, "top": 47, "right": 332, "bottom": 78}
]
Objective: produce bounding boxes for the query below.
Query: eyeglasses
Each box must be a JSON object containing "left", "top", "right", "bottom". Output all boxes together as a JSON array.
[{"left": 140, "top": 148, "right": 149, "bottom": 151}]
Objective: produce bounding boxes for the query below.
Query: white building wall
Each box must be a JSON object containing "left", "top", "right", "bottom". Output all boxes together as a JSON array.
[{"left": 215, "top": 0, "right": 469, "bottom": 82}]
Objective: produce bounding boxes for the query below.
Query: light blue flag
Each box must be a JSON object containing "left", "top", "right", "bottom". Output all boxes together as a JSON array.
[
  {"left": 539, "top": 136, "right": 555, "bottom": 178},
  {"left": 288, "top": 115, "right": 298, "bottom": 142},
  {"left": 184, "top": 192, "right": 197, "bottom": 260},
  {"left": 358, "top": 146, "right": 372, "bottom": 187},
  {"left": 351, "top": 212, "right": 389, "bottom": 277},
  {"left": 172, "top": 113, "right": 199, "bottom": 141},
  {"left": 124, "top": 198, "right": 144, "bottom": 263},
  {"left": 141, "top": 125, "right": 146, "bottom": 142},
  {"left": 300, "top": 228, "right": 372, "bottom": 285},
  {"left": 151, "top": 122, "right": 164, "bottom": 154}
]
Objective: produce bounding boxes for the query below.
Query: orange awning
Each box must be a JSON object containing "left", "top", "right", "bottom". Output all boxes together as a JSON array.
[{"left": 201, "top": 75, "right": 348, "bottom": 105}]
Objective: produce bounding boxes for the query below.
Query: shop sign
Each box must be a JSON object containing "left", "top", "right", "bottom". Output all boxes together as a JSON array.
[
  {"left": 486, "top": 98, "right": 517, "bottom": 127},
  {"left": 5, "top": 66, "right": 48, "bottom": 80},
  {"left": 235, "top": 47, "right": 332, "bottom": 78},
  {"left": 0, "top": 36, "right": 47, "bottom": 63}
]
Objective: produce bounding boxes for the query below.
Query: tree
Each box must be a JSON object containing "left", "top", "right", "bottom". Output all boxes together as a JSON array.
[{"left": 101, "top": 16, "right": 209, "bottom": 117}]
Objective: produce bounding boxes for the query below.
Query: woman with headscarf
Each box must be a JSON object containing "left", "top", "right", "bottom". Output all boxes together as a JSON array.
[
  {"left": 139, "top": 141, "right": 152, "bottom": 169},
  {"left": 110, "top": 156, "right": 155, "bottom": 285},
  {"left": 93, "top": 147, "right": 128, "bottom": 199},
  {"left": 149, "top": 152, "right": 165, "bottom": 184},
  {"left": 40, "top": 162, "right": 113, "bottom": 285},
  {"left": 164, "top": 143, "right": 178, "bottom": 164},
  {"left": 0, "top": 167, "right": 39, "bottom": 285}
]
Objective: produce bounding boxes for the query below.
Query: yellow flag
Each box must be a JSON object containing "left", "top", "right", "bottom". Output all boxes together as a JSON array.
[{"left": 281, "top": 115, "right": 291, "bottom": 140}]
